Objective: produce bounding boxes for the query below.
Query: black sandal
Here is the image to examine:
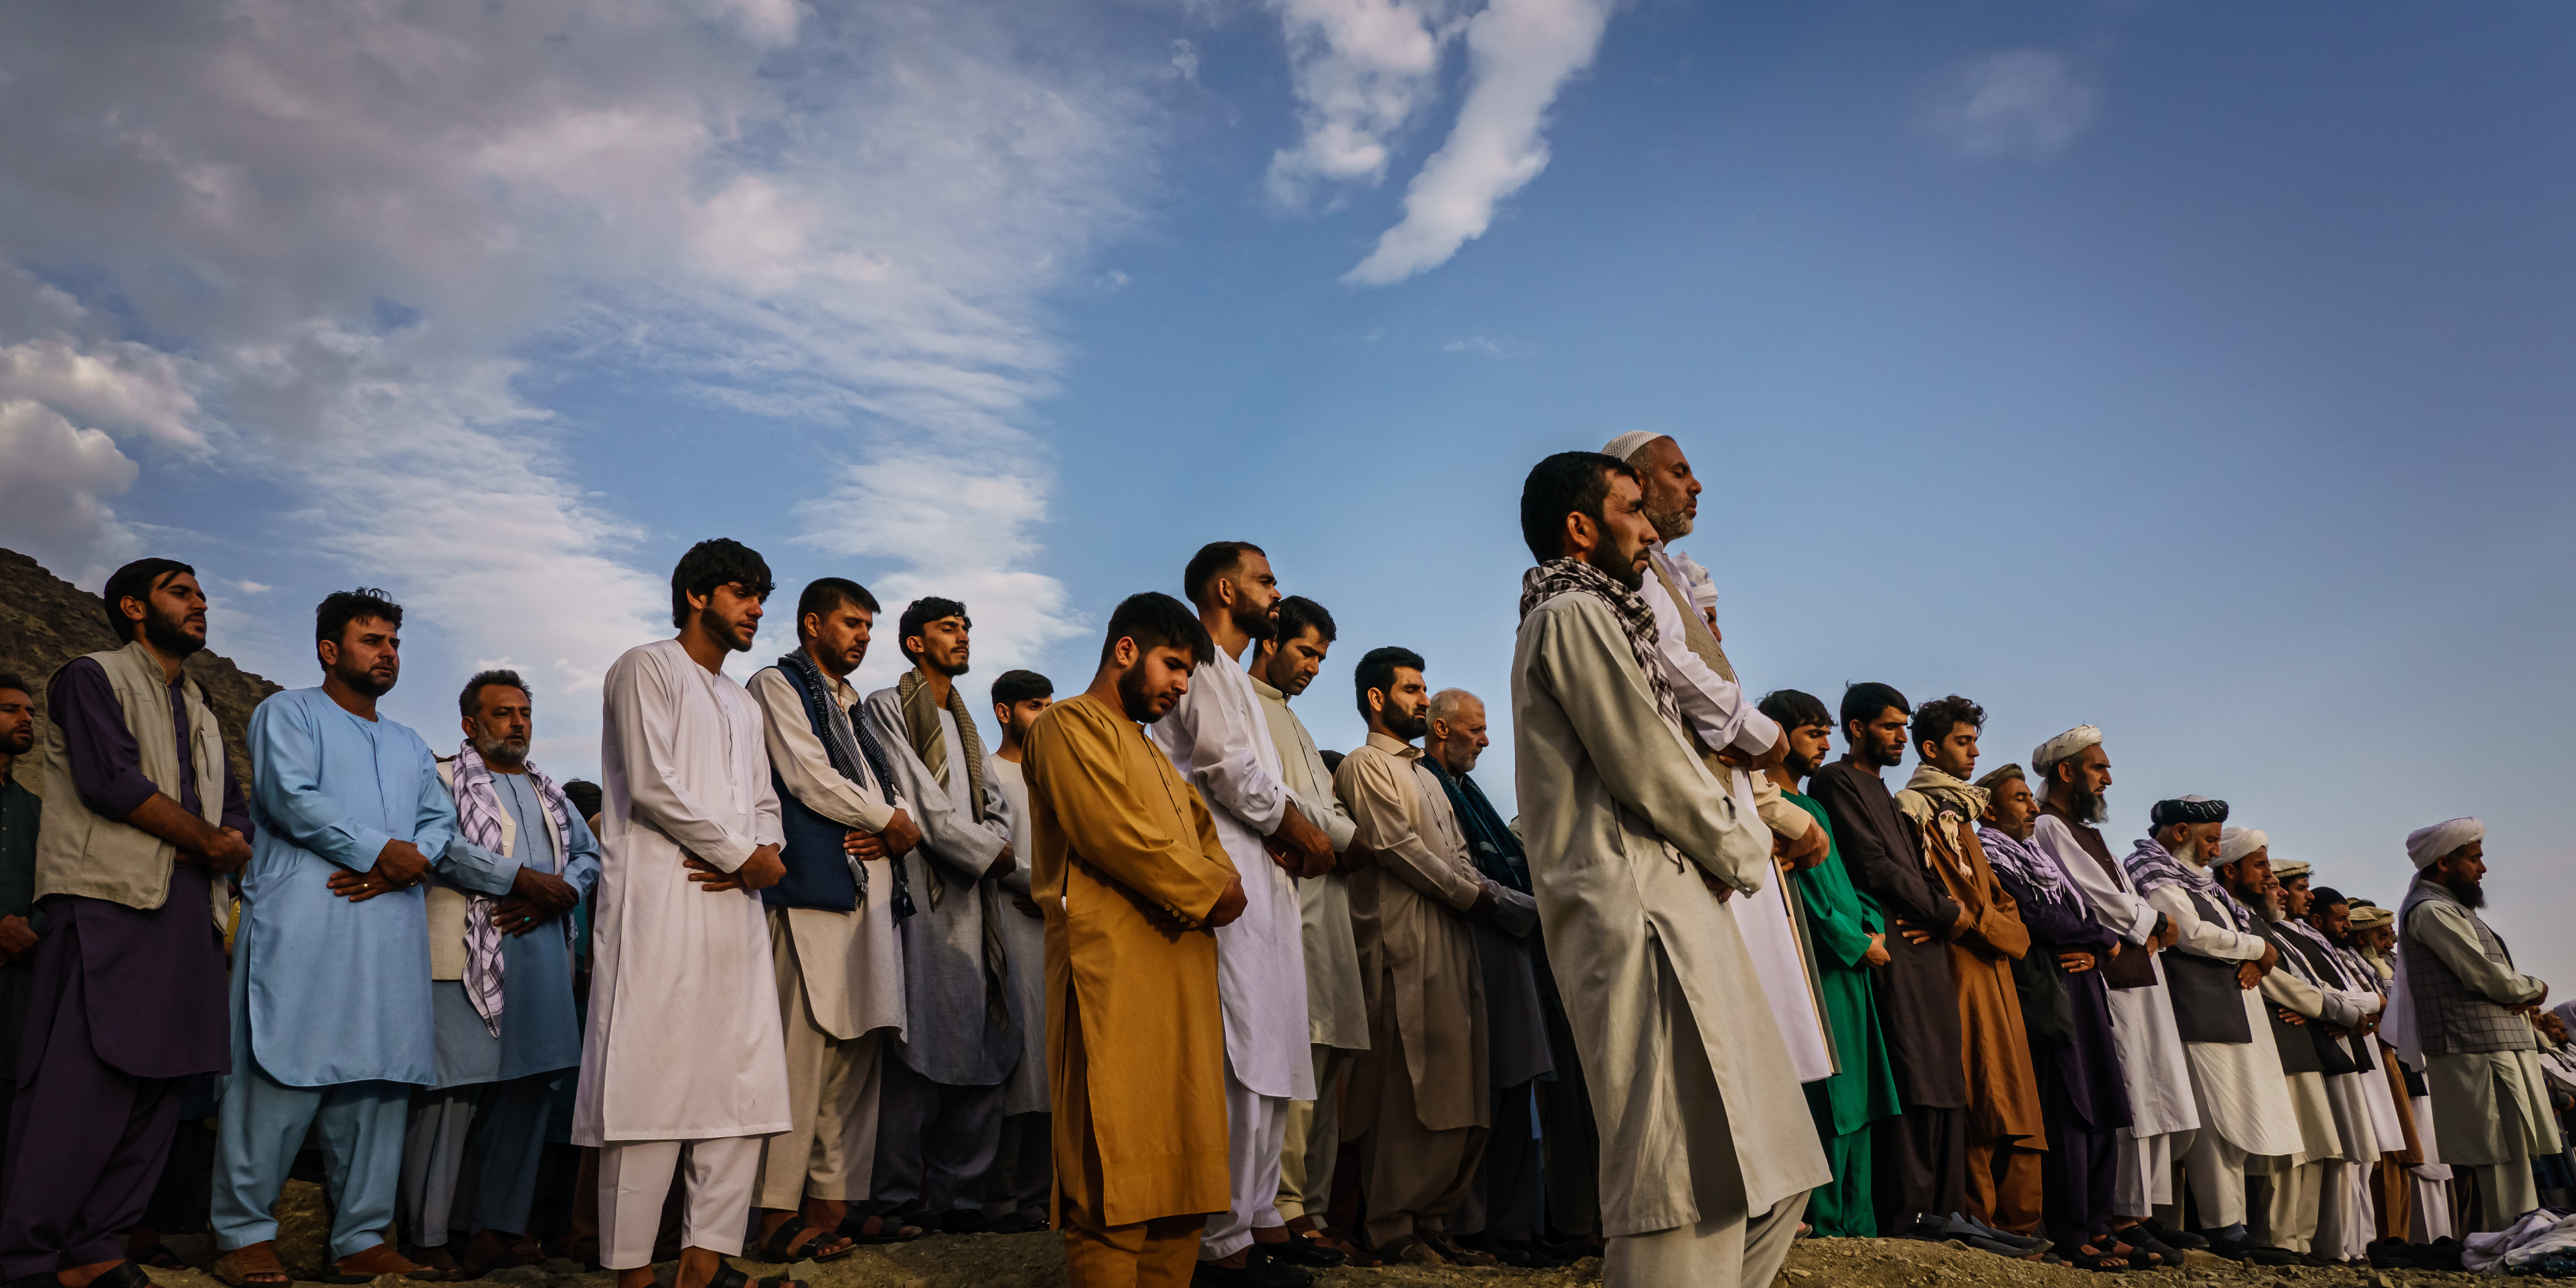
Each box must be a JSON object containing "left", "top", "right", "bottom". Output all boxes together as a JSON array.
[
  {"left": 129, "top": 1246, "right": 186, "bottom": 1272},
  {"left": 2069, "top": 1244, "right": 2132, "bottom": 1273},
  {"left": 753, "top": 1221, "right": 853, "bottom": 1264},
  {"left": 838, "top": 1214, "right": 920, "bottom": 1245},
  {"left": 710, "top": 1264, "right": 805, "bottom": 1288}
]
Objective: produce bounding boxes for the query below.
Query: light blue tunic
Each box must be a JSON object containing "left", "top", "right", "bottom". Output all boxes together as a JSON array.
[
  {"left": 428, "top": 772, "right": 602, "bottom": 1088},
  {"left": 242, "top": 687, "right": 456, "bottom": 1087}
]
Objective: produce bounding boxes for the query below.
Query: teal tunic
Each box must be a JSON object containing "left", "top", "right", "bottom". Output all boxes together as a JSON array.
[{"left": 1786, "top": 790, "right": 1903, "bottom": 1136}]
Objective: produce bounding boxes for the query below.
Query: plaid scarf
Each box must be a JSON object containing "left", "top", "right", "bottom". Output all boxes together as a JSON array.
[
  {"left": 1978, "top": 823, "right": 2084, "bottom": 920},
  {"left": 777, "top": 651, "right": 914, "bottom": 919},
  {"left": 1518, "top": 557, "right": 1683, "bottom": 734},
  {"left": 451, "top": 742, "right": 574, "bottom": 1037},
  {"left": 2123, "top": 835, "right": 2256, "bottom": 934},
  {"left": 896, "top": 668, "right": 988, "bottom": 911}
]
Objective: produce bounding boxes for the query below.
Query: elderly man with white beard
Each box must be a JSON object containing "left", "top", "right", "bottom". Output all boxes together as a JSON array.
[
  {"left": 1509, "top": 451, "right": 1825, "bottom": 1288},
  {"left": 2389, "top": 818, "right": 2561, "bottom": 1233},
  {"left": 2123, "top": 797, "right": 2303, "bottom": 1264},
  {"left": 2251, "top": 851, "right": 2391, "bottom": 1265}
]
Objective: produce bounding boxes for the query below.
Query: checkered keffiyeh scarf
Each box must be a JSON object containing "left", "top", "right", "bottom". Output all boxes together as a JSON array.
[
  {"left": 452, "top": 742, "right": 575, "bottom": 1036},
  {"left": 1519, "top": 558, "right": 1683, "bottom": 735},
  {"left": 2124, "top": 835, "right": 2257, "bottom": 935}
]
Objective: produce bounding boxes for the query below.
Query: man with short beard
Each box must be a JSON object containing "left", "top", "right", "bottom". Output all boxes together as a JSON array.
[
  {"left": 400, "top": 670, "right": 601, "bottom": 1273},
  {"left": 1510, "top": 452, "right": 1822, "bottom": 1288},
  {"left": 1417, "top": 688, "right": 1555, "bottom": 1268},
  {"left": 1245, "top": 597, "right": 1376, "bottom": 1262},
  {"left": 1018, "top": 594, "right": 1247, "bottom": 1288},
  {"left": 1148, "top": 544, "right": 1339, "bottom": 1287},
  {"left": 2024, "top": 728, "right": 2194, "bottom": 1260},
  {"left": 575, "top": 540, "right": 793, "bottom": 1288},
  {"left": 0, "top": 673, "right": 41, "bottom": 1165},
  {"left": 1331, "top": 651, "right": 1496, "bottom": 1269},
  {"left": 861, "top": 598, "right": 1023, "bottom": 1236},
  {"left": 1807, "top": 681, "right": 1969, "bottom": 1240},
  {"left": 2392, "top": 819, "right": 2561, "bottom": 1232},
  {"left": 210, "top": 588, "right": 455, "bottom": 1285},
  {"left": 2212, "top": 837, "right": 2353, "bottom": 1262},
  {"left": 746, "top": 578, "right": 926, "bottom": 1255},
  {"left": 2258, "top": 862, "right": 2391, "bottom": 1265},
  {"left": 0, "top": 562, "right": 252, "bottom": 1288},
  {"left": 984, "top": 667, "right": 1055, "bottom": 1235},
  {"left": 2123, "top": 797, "right": 2302, "bottom": 1262}
]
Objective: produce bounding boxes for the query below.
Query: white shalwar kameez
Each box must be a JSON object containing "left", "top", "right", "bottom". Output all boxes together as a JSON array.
[
  {"left": 574, "top": 639, "right": 792, "bottom": 1267},
  {"left": 1148, "top": 643, "right": 1313, "bottom": 1262},
  {"left": 2144, "top": 882, "right": 2302, "bottom": 1228},
  {"left": 2032, "top": 816, "right": 2199, "bottom": 1216}
]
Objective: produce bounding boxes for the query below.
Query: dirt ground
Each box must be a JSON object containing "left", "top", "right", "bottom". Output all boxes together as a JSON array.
[{"left": 139, "top": 1207, "right": 2491, "bottom": 1288}]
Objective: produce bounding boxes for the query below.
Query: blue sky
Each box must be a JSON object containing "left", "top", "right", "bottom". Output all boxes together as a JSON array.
[{"left": 4, "top": 2, "right": 2570, "bottom": 981}]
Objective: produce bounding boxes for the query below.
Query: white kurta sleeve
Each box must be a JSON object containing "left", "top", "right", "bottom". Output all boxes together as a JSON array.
[
  {"left": 749, "top": 668, "right": 896, "bottom": 832},
  {"left": 607, "top": 646, "right": 762, "bottom": 872},
  {"left": 2147, "top": 884, "right": 2267, "bottom": 962},
  {"left": 1640, "top": 549, "right": 1778, "bottom": 758},
  {"left": 2035, "top": 816, "right": 2160, "bottom": 945},
  {"left": 1150, "top": 662, "right": 1290, "bottom": 836}
]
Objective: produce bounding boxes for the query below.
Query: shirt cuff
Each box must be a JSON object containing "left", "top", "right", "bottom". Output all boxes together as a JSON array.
[{"left": 350, "top": 827, "right": 398, "bottom": 872}]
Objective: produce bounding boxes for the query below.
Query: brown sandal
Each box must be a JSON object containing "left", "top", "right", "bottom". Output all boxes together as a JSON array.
[
  {"left": 212, "top": 1242, "right": 292, "bottom": 1287},
  {"left": 323, "top": 1241, "right": 446, "bottom": 1283}
]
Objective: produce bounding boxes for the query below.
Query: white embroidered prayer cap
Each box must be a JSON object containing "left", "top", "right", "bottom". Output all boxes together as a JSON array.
[{"left": 2030, "top": 725, "right": 2102, "bottom": 776}]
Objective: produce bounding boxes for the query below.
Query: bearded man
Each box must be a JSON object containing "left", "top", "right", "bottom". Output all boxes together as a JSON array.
[
  {"left": 984, "top": 668, "right": 1056, "bottom": 1235},
  {"left": 862, "top": 598, "right": 1023, "bottom": 1234},
  {"left": 2391, "top": 819, "right": 2560, "bottom": 1233},
  {"left": 2211, "top": 836, "right": 2349, "bottom": 1261},
  {"left": 1889, "top": 696, "right": 2044, "bottom": 1242},
  {"left": 2023, "top": 728, "right": 2194, "bottom": 1262},
  {"left": 1148, "top": 543, "right": 1339, "bottom": 1286},
  {"left": 402, "top": 671, "right": 601, "bottom": 1274},
  {"left": 0, "top": 562, "right": 251, "bottom": 1288},
  {"left": 2123, "top": 797, "right": 2301, "bottom": 1262},
  {"left": 1510, "top": 452, "right": 1822, "bottom": 1288}
]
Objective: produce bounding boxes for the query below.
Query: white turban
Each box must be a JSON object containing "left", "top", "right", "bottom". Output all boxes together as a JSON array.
[
  {"left": 2030, "top": 725, "right": 2102, "bottom": 775},
  {"left": 2218, "top": 827, "right": 2269, "bottom": 866},
  {"left": 2406, "top": 817, "right": 2483, "bottom": 869},
  {"left": 1601, "top": 431, "right": 1664, "bottom": 461}
]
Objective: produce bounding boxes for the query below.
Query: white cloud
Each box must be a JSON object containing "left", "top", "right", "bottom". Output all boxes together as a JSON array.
[
  {"left": 1264, "top": 0, "right": 1461, "bottom": 210},
  {"left": 1917, "top": 48, "right": 2101, "bottom": 163},
  {"left": 1343, "top": 0, "right": 1611, "bottom": 286},
  {"left": 0, "top": 0, "right": 1168, "bottom": 760}
]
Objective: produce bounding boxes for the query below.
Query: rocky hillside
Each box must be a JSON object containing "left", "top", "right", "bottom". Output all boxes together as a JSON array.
[{"left": 0, "top": 547, "right": 282, "bottom": 797}]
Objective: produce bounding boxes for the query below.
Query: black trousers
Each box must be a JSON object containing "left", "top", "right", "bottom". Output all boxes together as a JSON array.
[
  {"left": 1874, "top": 1104, "right": 1967, "bottom": 1231},
  {"left": 1464, "top": 1080, "right": 1542, "bottom": 1242},
  {"left": 870, "top": 1057, "right": 1003, "bottom": 1218}
]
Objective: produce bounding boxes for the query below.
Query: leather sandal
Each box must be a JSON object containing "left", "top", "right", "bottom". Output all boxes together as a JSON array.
[
  {"left": 323, "top": 1241, "right": 445, "bottom": 1282},
  {"left": 212, "top": 1243, "right": 292, "bottom": 1288},
  {"left": 753, "top": 1221, "right": 853, "bottom": 1264},
  {"left": 708, "top": 1264, "right": 803, "bottom": 1288}
]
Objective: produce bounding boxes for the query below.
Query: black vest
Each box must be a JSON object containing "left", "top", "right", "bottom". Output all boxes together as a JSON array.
[
  {"left": 2163, "top": 884, "right": 2254, "bottom": 1045},
  {"left": 2249, "top": 920, "right": 2329, "bottom": 1075},
  {"left": 762, "top": 663, "right": 862, "bottom": 913}
]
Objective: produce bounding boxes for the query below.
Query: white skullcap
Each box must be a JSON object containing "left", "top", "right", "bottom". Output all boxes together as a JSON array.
[
  {"left": 1601, "top": 431, "right": 1664, "bottom": 461},
  {"left": 2406, "top": 817, "right": 2483, "bottom": 869},
  {"left": 2218, "top": 827, "right": 2269, "bottom": 866},
  {"left": 2030, "top": 725, "right": 2102, "bottom": 774}
]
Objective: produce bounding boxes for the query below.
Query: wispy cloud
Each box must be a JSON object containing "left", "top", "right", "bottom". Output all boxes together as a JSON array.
[
  {"left": 1265, "top": 0, "right": 1463, "bottom": 210},
  {"left": 1343, "top": 0, "right": 1612, "bottom": 286},
  {"left": 1917, "top": 48, "right": 2102, "bottom": 163}
]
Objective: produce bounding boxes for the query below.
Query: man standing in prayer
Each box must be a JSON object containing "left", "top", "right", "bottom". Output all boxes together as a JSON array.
[
  {"left": 2393, "top": 818, "right": 2561, "bottom": 1233},
  {"left": 1510, "top": 452, "right": 1826, "bottom": 1288},
  {"left": 574, "top": 539, "right": 793, "bottom": 1288},
  {"left": 1148, "top": 543, "right": 1338, "bottom": 1287},
  {"left": 207, "top": 589, "right": 449, "bottom": 1283},
  {"left": 1759, "top": 690, "right": 1902, "bottom": 1240},
  {"left": 1975, "top": 764, "right": 2136, "bottom": 1268},
  {"left": 1019, "top": 592, "right": 1246, "bottom": 1288},
  {"left": 1245, "top": 598, "right": 1376, "bottom": 1264},
  {"left": 1889, "top": 696, "right": 2046, "bottom": 1243},
  {"left": 0, "top": 562, "right": 248, "bottom": 1288},
  {"left": 1808, "top": 682, "right": 1968, "bottom": 1239},
  {"left": 2024, "top": 728, "right": 2196, "bottom": 1264},
  {"left": 2208, "top": 835, "right": 2344, "bottom": 1261},
  {"left": 2257, "top": 856, "right": 2389, "bottom": 1264},
  {"left": 1333, "top": 654, "right": 1499, "bottom": 1269},
  {"left": 2346, "top": 901, "right": 2442, "bottom": 1242},
  {"left": 404, "top": 671, "right": 601, "bottom": 1275},
  {"left": 2124, "top": 796, "right": 2302, "bottom": 1262},
  {"left": 744, "top": 577, "right": 925, "bottom": 1256},
  {"left": 861, "top": 598, "right": 1022, "bottom": 1235},
  {"left": 0, "top": 674, "right": 36, "bottom": 1171},
  {"left": 984, "top": 668, "right": 1056, "bottom": 1234},
  {"left": 1598, "top": 433, "right": 1831, "bottom": 1090},
  {"left": 1418, "top": 687, "right": 1556, "bottom": 1267}
]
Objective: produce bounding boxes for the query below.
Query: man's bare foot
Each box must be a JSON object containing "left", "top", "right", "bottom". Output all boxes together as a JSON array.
[{"left": 55, "top": 1260, "right": 124, "bottom": 1288}]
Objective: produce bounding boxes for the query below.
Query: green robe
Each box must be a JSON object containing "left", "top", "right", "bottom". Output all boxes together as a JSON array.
[{"left": 1787, "top": 791, "right": 1903, "bottom": 1137}]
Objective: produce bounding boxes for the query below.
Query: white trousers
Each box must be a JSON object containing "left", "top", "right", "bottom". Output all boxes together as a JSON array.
[
  {"left": 2314, "top": 1159, "right": 2372, "bottom": 1261},
  {"left": 1202, "top": 1066, "right": 1287, "bottom": 1261},
  {"left": 2258, "top": 1158, "right": 2320, "bottom": 1252},
  {"left": 2114, "top": 1129, "right": 2193, "bottom": 1218},
  {"left": 2410, "top": 1175, "right": 2455, "bottom": 1242},
  {"left": 598, "top": 1137, "right": 762, "bottom": 1269},
  {"left": 2183, "top": 1127, "right": 2250, "bottom": 1229}
]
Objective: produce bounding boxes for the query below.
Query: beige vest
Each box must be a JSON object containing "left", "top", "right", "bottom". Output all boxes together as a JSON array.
[
  {"left": 428, "top": 759, "right": 563, "bottom": 980},
  {"left": 35, "top": 640, "right": 227, "bottom": 916}
]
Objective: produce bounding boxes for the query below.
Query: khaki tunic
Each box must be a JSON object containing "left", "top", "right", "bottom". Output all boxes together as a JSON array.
[
  {"left": 1335, "top": 733, "right": 1489, "bottom": 1133},
  {"left": 1510, "top": 592, "right": 1829, "bottom": 1236},
  {"left": 1022, "top": 694, "right": 1239, "bottom": 1227}
]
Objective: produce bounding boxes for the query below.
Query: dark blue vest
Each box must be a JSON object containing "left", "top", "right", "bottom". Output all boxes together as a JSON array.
[{"left": 761, "top": 662, "right": 861, "bottom": 913}]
